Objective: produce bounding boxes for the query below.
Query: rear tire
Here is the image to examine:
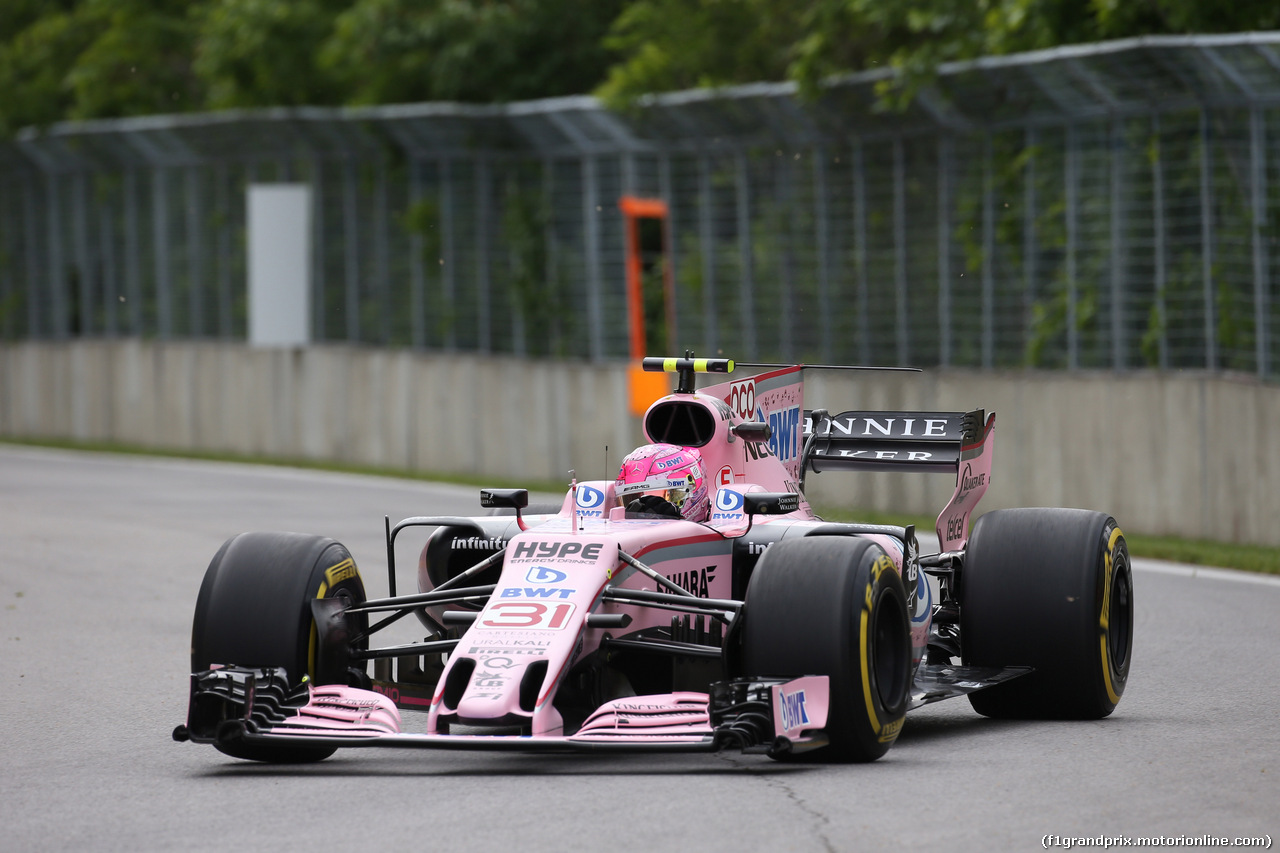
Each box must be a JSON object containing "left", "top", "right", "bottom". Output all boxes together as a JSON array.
[
  {"left": 961, "top": 508, "right": 1133, "bottom": 719},
  {"left": 190, "top": 532, "right": 368, "bottom": 761},
  {"left": 739, "top": 537, "right": 911, "bottom": 762}
]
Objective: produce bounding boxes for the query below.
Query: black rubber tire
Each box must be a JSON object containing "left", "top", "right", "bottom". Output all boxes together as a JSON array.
[
  {"left": 191, "top": 531, "right": 368, "bottom": 762},
  {"left": 961, "top": 508, "right": 1133, "bottom": 719},
  {"left": 739, "top": 537, "right": 912, "bottom": 762}
]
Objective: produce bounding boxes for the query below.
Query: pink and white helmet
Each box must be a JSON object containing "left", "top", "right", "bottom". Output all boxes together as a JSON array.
[{"left": 614, "top": 443, "right": 710, "bottom": 522}]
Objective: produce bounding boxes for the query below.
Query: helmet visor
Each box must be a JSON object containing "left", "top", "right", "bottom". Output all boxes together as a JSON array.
[{"left": 615, "top": 475, "right": 691, "bottom": 510}]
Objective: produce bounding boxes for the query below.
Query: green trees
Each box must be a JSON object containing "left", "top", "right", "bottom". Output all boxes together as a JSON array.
[
  {"left": 600, "top": 0, "right": 1280, "bottom": 106},
  {"left": 321, "top": 0, "right": 626, "bottom": 105},
  {"left": 3, "top": 0, "right": 1279, "bottom": 134},
  {"left": 194, "top": 0, "right": 349, "bottom": 108},
  {"left": 0, "top": 0, "right": 625, "bottom": 133}
]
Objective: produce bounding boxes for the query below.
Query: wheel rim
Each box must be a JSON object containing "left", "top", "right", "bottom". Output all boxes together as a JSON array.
[
  {"left": 1108, "top": 555, "right": 1133, "bottom": 672},
  {"left": 871, "top": 588, "right": 911, "bottom": 711}
]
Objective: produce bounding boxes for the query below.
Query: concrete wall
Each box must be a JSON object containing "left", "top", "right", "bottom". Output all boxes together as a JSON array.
[
  {"left": 801, "top": 369, "right": 1280, "bottom": 546},
  {"left": 2, "top": 340, "right": 1276, "bottom": 546}
]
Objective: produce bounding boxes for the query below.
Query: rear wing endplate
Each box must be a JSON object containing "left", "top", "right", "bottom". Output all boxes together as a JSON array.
[{"left": 802, "top": 408, "right": 996, "bottom": 551}]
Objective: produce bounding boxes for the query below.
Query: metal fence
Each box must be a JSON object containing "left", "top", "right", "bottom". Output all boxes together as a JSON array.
[{"left": 2, "top": 34, "right": 1279, "bottom": 376}]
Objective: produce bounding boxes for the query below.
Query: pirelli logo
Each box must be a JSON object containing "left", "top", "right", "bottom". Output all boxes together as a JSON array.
[{"left": 325, "top": 558, "right": 357, "bottom": 586}]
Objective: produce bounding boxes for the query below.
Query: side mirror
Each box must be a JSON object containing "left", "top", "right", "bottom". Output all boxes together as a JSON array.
[
  {"left": 480, "top": 488, "right": 529, "bottom": 510},
  {"left": 743, "top": 492, "right": 800, "bottom": 516},
  {"left": 732, "top": 421, "right": 773, "bottom": 443}
]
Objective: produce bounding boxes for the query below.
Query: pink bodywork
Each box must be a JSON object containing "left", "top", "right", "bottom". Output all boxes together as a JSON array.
[
  {"left": 354, "top": 367, "right": 958, "bottom": 746},
  {"left": 271, "top": 678, "right": 828, "bottom": 751},
  {"left": 186, "top": 362, "right": 1009, "bottom": 757},
  {"left": 428, "top": 517, "right": 738, "bottom": 734},
  {"left": 935, "top": 413, "right": 996, "bottom": 552},
  {"left": 268, "top": 684, "right": 402, "bottom": 739},
  {"left": 418, "top": 367, "right": 836, "bottom": 737}
]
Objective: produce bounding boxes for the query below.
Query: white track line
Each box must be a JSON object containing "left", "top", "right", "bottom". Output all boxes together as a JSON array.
[{"left": 1132, "top": 557, "right": 1280, "bottom": 588}]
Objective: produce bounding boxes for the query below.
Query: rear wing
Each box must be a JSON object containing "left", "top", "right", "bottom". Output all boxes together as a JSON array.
[
  {"left": 802, "top": 408, "right": 996, "bottom": 552},
  {"left": 802, "top": 409, "right": 986, "bottom": 474}
]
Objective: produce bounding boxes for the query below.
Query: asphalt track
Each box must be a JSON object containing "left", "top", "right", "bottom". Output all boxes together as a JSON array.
[{"left": 1, "top": 444, "right": 1276, "bottom": 852}]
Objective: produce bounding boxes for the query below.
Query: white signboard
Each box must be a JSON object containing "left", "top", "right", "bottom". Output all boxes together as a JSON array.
[{"left": 247, "top": 184, "right": 311, "bottom": 347}]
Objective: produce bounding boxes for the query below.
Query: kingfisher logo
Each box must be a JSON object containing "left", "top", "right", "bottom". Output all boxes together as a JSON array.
[
  {"left": 576, "top": 486, "right": 605, "bottom": 515},
  {"left": 713, "top": 490, "right": 745, "bottom": 519},
  {"left": 778, "top": 688, "right": 809, "bottom": 732},
  {"left": 526, "top": 566, "right": 568, "bottom": 584},
  {"left": 766, "top": 405, "right": 801, "bottom": 462}
]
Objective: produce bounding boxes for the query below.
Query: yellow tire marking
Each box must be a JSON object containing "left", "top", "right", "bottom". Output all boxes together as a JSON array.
[
  {"left": 325, "top": 558, "right": 356, "bottom": 586},
  {"left": 861, "top": 555, "right": 904, "bottom": 744},
  {"left": 859, "top": 605, "right": 881, "bottom": 736},
  {"left": 878, "top": 717, "right": 904, "bottom": 743},
  {"left": 309, "top": 558, "right": 361, "bottom": 681},
  {"left": 1099, "top": 527, "right": 1124, "bottom": 705}
]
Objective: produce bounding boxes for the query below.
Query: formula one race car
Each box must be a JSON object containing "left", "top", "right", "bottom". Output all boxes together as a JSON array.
[{"left": 174, "top": 356, "right": 1134, "bottom": 763}]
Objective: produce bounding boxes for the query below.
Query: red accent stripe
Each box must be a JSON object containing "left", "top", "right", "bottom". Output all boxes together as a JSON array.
[
  {"left": 749, "top": 365, "right": 804, "bottom": 384},
  {"left": 632, "top": 531, "right": 725, "bottom": 561},
  {"left": 960, "top": 413, "right": 997, "bottom": 453}
]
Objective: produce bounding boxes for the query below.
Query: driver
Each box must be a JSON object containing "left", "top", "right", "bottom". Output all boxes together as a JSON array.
[{"left": 614, "top": 443, "right": 710, "bottom": 522}]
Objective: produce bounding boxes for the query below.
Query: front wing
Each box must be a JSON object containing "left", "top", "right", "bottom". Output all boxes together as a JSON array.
[{"left": 173, "top": 667, "right": 831, "bottom": 758}]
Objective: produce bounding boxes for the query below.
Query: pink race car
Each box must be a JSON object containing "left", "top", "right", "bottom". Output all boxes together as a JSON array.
[{"left": 175, "top": 356, "right": 1133, "bottom": 763}]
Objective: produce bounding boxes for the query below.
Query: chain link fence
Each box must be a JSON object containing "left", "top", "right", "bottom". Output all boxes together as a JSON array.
[{"left": 1, "top": 34, "right": 1278, "bottom": 376}]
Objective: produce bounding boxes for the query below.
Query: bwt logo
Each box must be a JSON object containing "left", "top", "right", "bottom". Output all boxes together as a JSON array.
[
  {"left": 500, "top": 587, "right": 576, "bottom": 599},
  {"left": 778, "top": 689, "right": 809, "bottom": 731},
  {"left": 576, "top": 486, "right": 604, "bottom": 509},
  {"left": 768, "top": 405, "right": 801, "bottom": 462},
  {"left": 525, "top": 566, "right": 568, "bottom": 584},
  {"left": 714, "top": 490, "right": 745, "bottom": 513}
]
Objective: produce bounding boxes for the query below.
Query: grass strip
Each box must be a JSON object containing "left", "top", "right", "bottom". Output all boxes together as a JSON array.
[{"left": 808, "top": 505, "right": 1280, "bottom": 575}]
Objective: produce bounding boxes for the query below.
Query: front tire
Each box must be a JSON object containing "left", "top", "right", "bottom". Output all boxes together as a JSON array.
[
  {"left": 190, "top": 532, "right": 368, "bottom": 761},
  {"left": 961, "top": 508, "right": 1133, "bottom": 719},
  {"left": 738, "top": 537, "right": 911, "bottom": 762}
]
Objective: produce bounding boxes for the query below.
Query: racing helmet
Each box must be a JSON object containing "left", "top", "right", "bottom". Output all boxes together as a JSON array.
[{"left": 614, "top": 443, "right": 710, "bottom": 522}]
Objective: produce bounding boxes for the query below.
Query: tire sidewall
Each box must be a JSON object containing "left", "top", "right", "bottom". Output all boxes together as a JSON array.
[
  {"left": 190, "top": 532, "right": 367, "bottom": 763},
  {"left": 962, "top": 509, "right": 1132, "bottom": 719},
  {"left": 842, "top": 549, "right": 911, "bottom": 757},
  {"left": 1095, "top": 518, "right": 1133, "bottom": 712},
  {"left": 191, "top": 532, "right": 366, "bottom": 685},
  {"left": 739, "top": 536, "right": 911, "bottom": 761}
]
